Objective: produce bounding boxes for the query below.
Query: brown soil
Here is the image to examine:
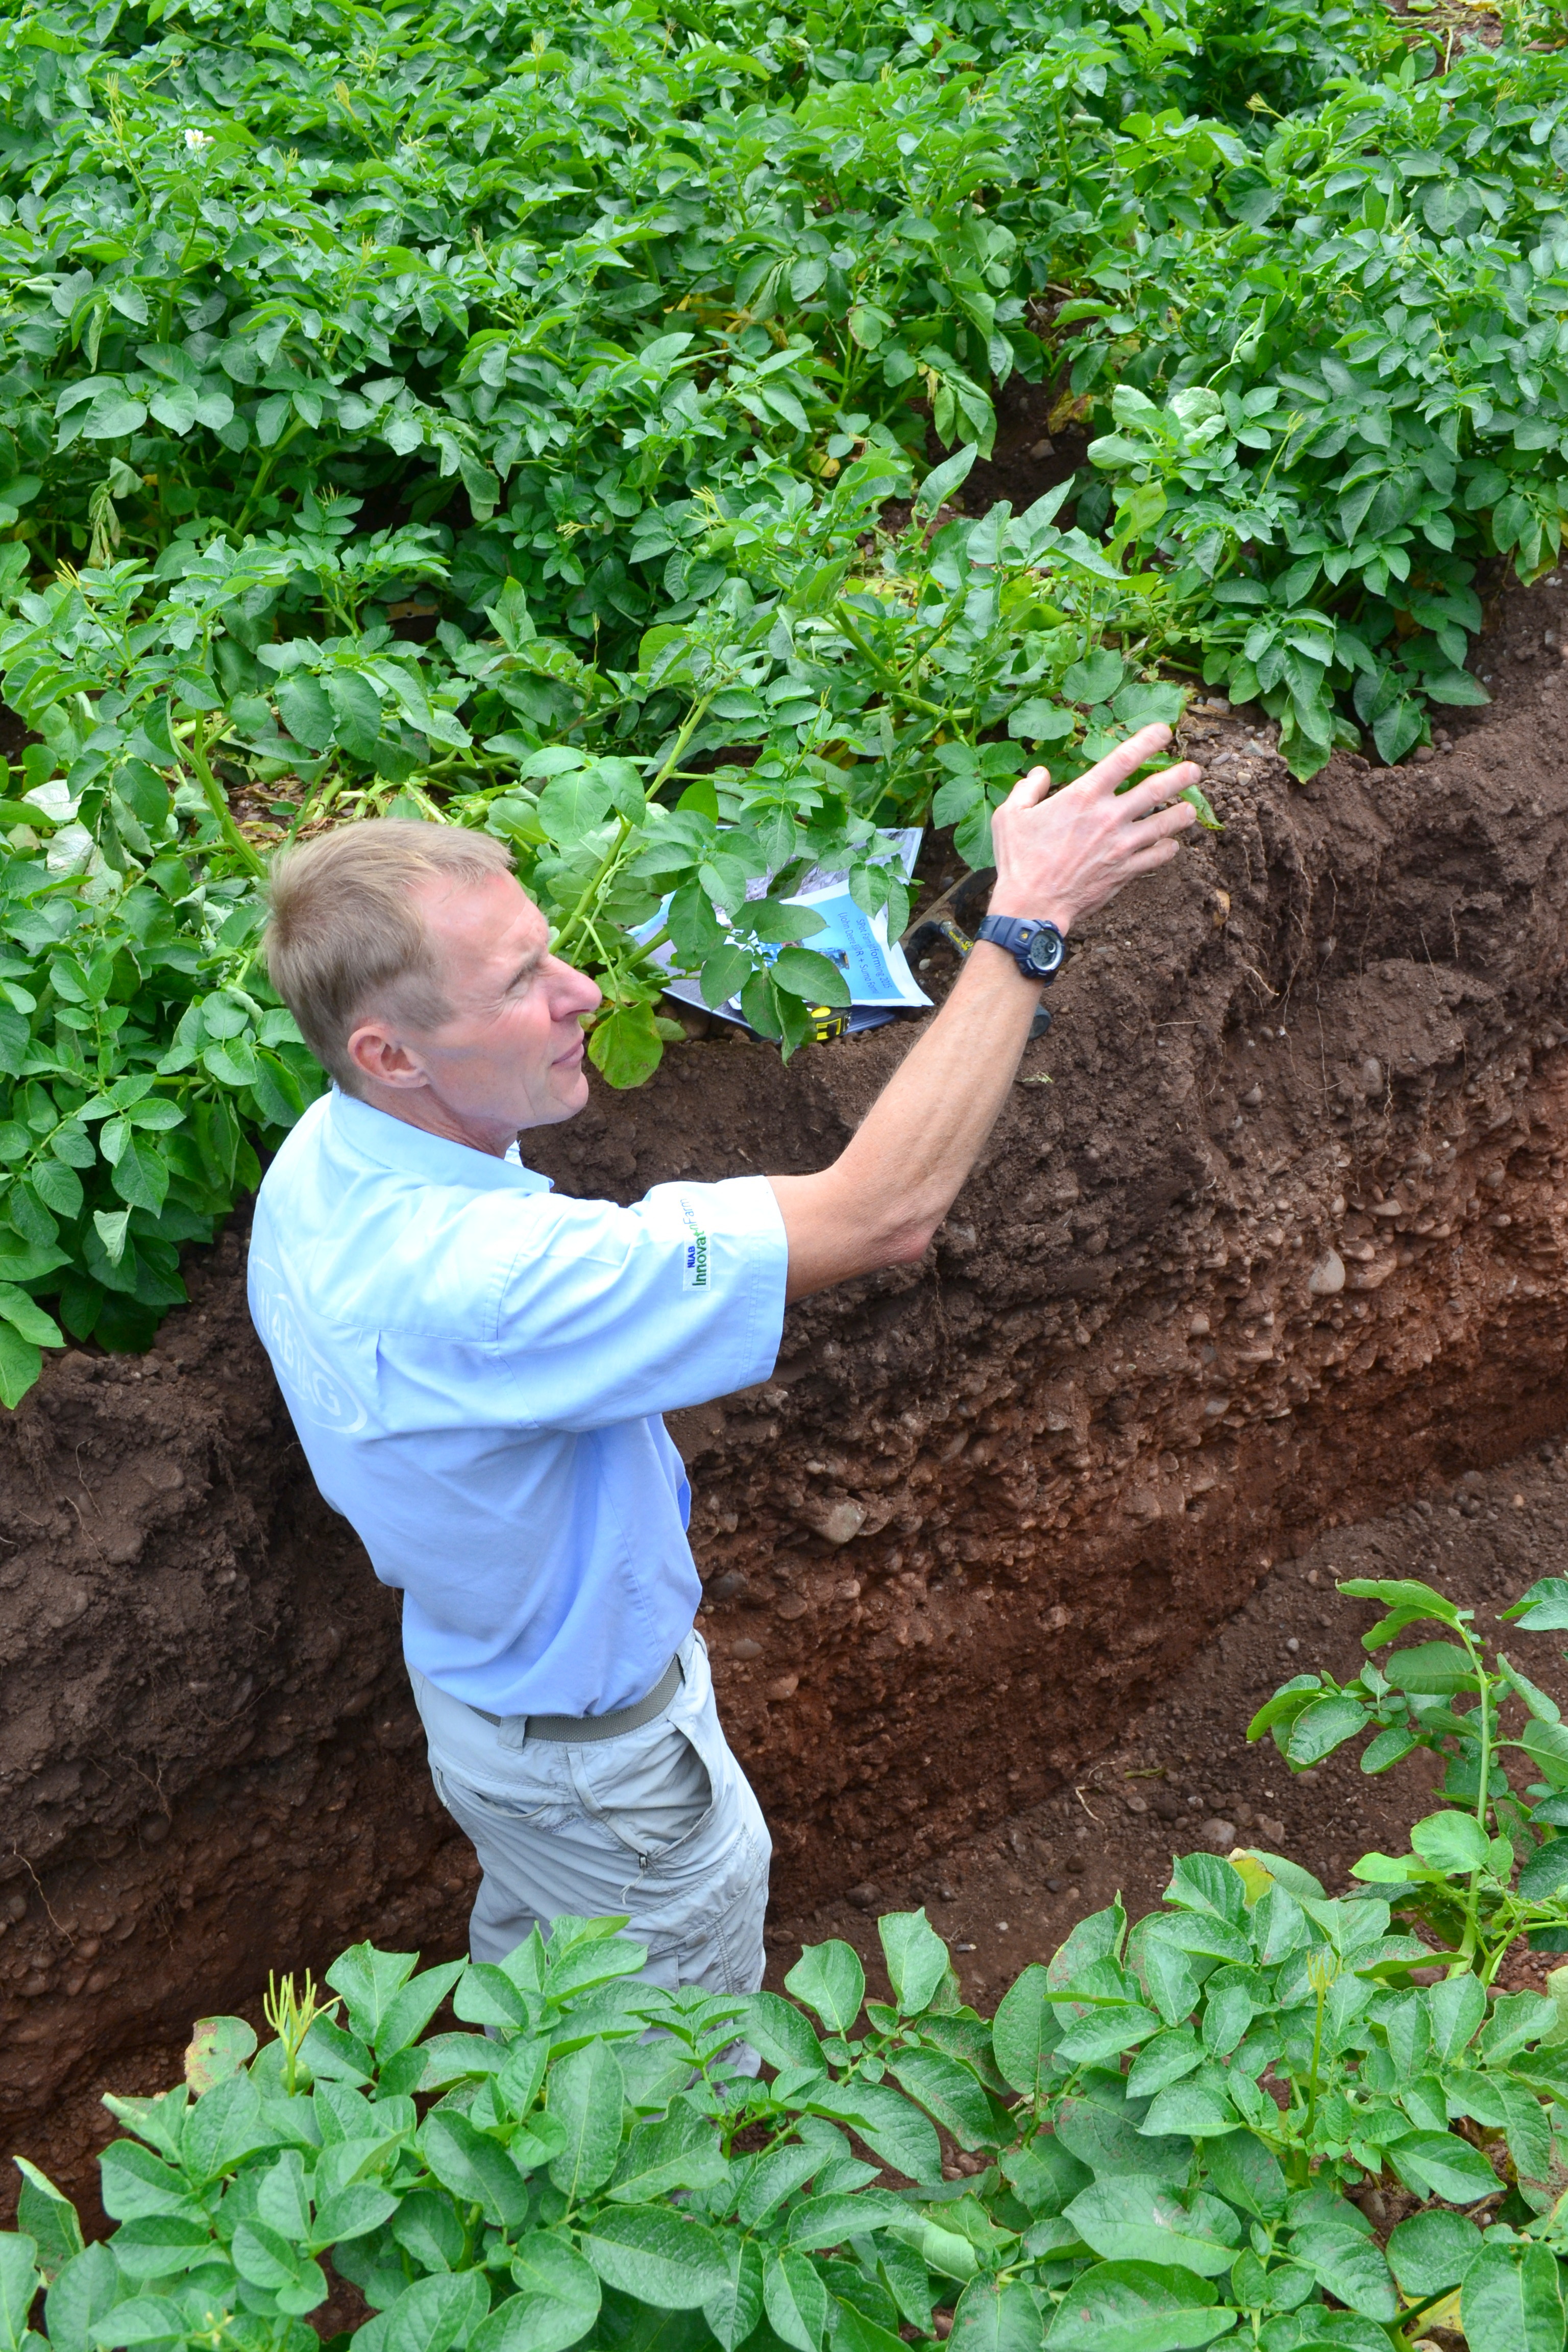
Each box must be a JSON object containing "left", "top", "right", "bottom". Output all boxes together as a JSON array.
[
  {"left": 766, "top": 1440, "right": 1568, "bottom": 2023},
  {"left": 953, "top": 371, "right": 1090, "bottom": 522},
  {"left": 5, "top": 569, "right": 1568, "bottom": 2228}
]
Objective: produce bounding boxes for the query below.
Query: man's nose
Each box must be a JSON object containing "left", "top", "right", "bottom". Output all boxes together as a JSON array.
[{"left": 549, "top": 957, "right": 602, "bottom": 1013}]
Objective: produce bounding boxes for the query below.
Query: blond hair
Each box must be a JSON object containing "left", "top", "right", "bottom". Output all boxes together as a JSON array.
[{"left": 265, "top": 820, "right": 514, "bottom": 1093}]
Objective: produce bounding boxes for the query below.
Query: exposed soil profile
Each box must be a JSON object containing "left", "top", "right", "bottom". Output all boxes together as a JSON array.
[
  {"left": 5, "top": 569, "right": 1568, "bottom": 2224},
  {"left": 773, "top": 1441, "right": 1568, "bottom": 2029}
]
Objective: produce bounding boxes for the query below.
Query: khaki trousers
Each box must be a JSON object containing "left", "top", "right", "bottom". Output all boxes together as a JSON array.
[{"left": 409, "top": 1632, "right": 771, "bottom": 1994}]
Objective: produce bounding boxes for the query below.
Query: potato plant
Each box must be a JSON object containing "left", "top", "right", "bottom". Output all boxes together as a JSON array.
[
  {"left": 13, "top": 1577, "right": 1568, "bottom": 2345},
  {"left": 7, "top": 1846, "right": 1568, "bottom": 2352},
  {"left": 1251, "top": 1574, "right": 1568, "bottom": 1988},
  {"left": 0, "top": 0, "right": 1566, "bottom": 1396},
  {"left": 0, "top": 810, "right": 315, "bottom": 1399}
]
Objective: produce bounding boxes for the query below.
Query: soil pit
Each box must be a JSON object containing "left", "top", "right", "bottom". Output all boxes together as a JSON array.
[
  {"left": 12, "top": 1441, "right": 1568, "bottom": 2236},
  {"left": 5, "top": 568, "right": 1568, "bottom": 2223}
]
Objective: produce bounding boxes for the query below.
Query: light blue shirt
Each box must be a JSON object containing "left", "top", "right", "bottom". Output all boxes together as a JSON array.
[{"left": 247, "top": 1090, "right": 788, "bottom": 1718}]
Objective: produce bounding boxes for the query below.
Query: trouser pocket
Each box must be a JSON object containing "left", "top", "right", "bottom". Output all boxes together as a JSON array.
[
  {"left": 426, "top": 1675, "right": 771, "bottom": 1992},
  {"left": 428, "top": 1742, "right": 581, "bottom": 1835},
  {"left": 568, "top": 1716, "right": 714, "bottom": 1860},
  {"left": 631, "top": 1812, "right": 771, "bottom": 1995}
]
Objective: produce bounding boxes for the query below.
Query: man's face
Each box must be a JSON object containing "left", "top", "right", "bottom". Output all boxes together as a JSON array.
[{"left": 347, "top": 871, "right": 603, "bottom": 1150}]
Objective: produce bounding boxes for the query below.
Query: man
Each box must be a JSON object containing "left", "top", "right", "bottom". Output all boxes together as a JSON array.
[{"left": 247, "top": 724, "right": 1199, "bottom": 1992}]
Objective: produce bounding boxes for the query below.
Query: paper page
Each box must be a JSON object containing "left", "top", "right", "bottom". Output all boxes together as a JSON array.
[
  {"left": 784, "top": 881, "right": 932, "bottom": 1010},
  {"left": 633, "top": 827, "right": 930, "bottom": 1028}
]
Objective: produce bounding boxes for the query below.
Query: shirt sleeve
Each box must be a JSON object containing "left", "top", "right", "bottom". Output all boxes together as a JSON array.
[{"left": 489, "top": 1172, "right": 788, "bottom": 1432}]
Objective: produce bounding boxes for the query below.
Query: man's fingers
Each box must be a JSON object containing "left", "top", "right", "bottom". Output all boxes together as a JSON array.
[
  {"left": 1130, "top": 798, "right": 1199, "bottom": 845},
  {"left": 1118, "top": 760, "right": 1203, "bottom": 819},
  {"left": 1002, "top": 763, "right": 1052, "bottom": 810},
  {"left": 1073, "top": 723, "right": 1172, "bottom": 798},
  {"left": 1120, "top": 831, "right": 1188, "bottom": 876},
  {"left": 1114, "top": 776, "right": 1204, "bottom": 832}
]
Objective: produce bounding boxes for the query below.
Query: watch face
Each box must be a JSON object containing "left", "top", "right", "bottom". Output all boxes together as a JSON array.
[{"left": 1025, "top": 926, "right": 1064, "bottom": 976}]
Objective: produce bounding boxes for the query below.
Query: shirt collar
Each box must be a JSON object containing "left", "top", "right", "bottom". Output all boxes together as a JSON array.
[{"left": 327, "top": 1089, "right": 554, "bottom": 1194}]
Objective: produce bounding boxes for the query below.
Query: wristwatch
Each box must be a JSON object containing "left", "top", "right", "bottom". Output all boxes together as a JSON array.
[{"left": 974, "top": 914, "right": 1067, "bottom": 983}]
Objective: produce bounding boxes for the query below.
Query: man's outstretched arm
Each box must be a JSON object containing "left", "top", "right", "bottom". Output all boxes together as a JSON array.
[{"left": 767, "top": 724, "right": 1201, "bottom": 1302}]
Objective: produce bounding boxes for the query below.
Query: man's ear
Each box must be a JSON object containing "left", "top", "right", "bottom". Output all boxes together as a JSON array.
[{"left": 346, "top": 1015, "right": 429, "bottom": 1091}]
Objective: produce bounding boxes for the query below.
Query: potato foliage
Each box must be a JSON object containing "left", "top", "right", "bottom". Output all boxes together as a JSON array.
[{"left": 0, "top": 0, "right": 1561, "bottom": 1393}]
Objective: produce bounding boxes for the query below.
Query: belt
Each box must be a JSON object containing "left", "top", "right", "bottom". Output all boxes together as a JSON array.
[{"left": 471, "top": 1651, "right": 683, "bottom": 1743}]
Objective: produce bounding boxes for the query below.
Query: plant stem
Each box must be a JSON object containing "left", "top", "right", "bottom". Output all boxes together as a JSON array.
[
  {"left": 831, "top": 600, "right": 950, "bottom": 719},
  {"left": 1464, "top": 1619, "right": 1493, "bottom": 1834},
  {"left": 553, "top": 826, "right": 632, "bottom": 960},
  {"left": 233, "top": 420, "right": 308, "bottom": 540},
  {"left": 648, "top": 692, "right": 717, "bottom": 798},
  {"left": 1457, "top": 1614, "right": 1494, "bottom": 1969},
  {"left": 185, "top": 715, "right": 266, "bottom": 877},
  {"left": 1305, "top": 1970, "right": 1328, "bottom": 2145},
  {"left": 625, "top": 926, "right": 672, "bottom": 968},
  {"left": 553, "top": 694, "right": 714, "bottom": 961}
]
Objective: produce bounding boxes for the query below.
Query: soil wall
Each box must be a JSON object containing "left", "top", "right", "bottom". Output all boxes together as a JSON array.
[{"left": 5, "top": 573, "right": 1568, "bottom": 2216}]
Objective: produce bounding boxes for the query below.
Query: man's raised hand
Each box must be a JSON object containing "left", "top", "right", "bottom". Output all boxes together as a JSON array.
[{"left": 987, "top": 723, "right": 1202, "bottom": 934}]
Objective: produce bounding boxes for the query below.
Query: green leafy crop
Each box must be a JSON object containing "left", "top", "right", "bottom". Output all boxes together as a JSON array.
[
  {"left": 2, "top": 0, "right": 1566, "bottom": 1400},
  {"left": 0, "top": 810, "right": 315, "bottom": 1398},
  {"left": 1251, "top": 1572, "right": 1568, "bottom": 1988},
  {"left": 16, "top": 1588, "right": 1568, "bottom": 2349},
  {"left": 10, "top": 1851, "right": 1568, "bottom": 2352}
]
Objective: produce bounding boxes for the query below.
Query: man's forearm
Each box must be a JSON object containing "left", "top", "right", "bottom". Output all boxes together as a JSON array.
[
  {"left": 768, "top": 940, "right": 1038, "bottom": 1301},
  {"left": 764, "top": 728, "right": 1200, "bottom": 1304}
]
